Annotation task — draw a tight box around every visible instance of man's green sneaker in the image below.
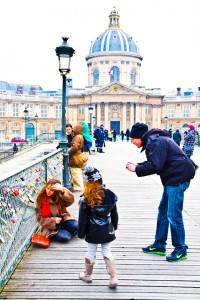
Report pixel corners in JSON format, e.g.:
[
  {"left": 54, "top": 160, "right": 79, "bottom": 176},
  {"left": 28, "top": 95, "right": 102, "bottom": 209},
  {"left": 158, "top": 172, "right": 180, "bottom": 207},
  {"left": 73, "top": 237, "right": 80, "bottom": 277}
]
[
  {"left": 166, "top": 250, "right": 187, "bottom": 262},
  {"left": 142, "top": 245, "right": 166, "bottom": 256}
]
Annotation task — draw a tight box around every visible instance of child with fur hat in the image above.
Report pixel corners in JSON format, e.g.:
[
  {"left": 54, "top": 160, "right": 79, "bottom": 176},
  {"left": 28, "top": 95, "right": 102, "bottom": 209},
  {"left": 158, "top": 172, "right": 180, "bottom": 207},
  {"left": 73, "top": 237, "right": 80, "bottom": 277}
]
[{"left": 78, "top": 166, "right": 119, "bottom": 288}]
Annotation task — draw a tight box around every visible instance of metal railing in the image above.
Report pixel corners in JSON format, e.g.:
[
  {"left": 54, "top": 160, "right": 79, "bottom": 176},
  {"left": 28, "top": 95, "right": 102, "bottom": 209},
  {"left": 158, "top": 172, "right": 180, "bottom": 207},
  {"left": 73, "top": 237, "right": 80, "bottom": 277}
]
[{"left": 0, "top": 150, "right": 63, "bottom": 288}]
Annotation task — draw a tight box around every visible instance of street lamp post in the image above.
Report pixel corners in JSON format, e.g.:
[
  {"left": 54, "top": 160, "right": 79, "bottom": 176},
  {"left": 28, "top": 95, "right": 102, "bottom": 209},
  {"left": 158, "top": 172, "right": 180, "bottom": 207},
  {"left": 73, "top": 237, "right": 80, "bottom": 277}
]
[
  {"left": 23, "top": 107, "right": 29, "bottom": 140},
  {"left": 165, "top": 115, "right": 168, "bottom": 130},
  {"left": 55, "top": 37, "right": 75, "bottom": 189},
  {"left": 35, "top": 113, "right": 38, "bottom": 142},
  {"left": 88, "top": 104, "right": 94, "bottom": 135}
]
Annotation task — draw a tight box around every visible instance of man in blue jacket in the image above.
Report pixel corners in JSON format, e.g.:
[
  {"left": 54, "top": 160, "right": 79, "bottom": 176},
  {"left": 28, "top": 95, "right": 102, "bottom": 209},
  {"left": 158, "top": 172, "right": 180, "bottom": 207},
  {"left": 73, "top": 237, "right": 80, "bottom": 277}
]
[{"left": 126, "top": 122, "right": 195, "bottom": 262}]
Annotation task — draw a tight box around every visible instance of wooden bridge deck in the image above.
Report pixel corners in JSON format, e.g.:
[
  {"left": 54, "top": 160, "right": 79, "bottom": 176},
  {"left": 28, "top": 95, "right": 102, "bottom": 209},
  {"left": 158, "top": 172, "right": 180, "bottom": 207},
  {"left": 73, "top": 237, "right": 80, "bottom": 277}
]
[{"left": 1, "top": 141, "right": 200, "bottom": 299}]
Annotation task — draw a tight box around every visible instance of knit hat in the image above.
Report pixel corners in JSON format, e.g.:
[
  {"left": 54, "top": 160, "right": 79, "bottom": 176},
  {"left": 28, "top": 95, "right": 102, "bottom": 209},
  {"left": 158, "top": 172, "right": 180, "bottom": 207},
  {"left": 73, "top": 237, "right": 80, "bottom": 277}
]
[
  {"left": 130, "top": 122, "right": 148, "bottom": 138},
  {"left": 188, "top": 124, "right": 195, "bottom": 130},
  {"left": 83, "top": 166, "right": 102, "bottom": 184}
]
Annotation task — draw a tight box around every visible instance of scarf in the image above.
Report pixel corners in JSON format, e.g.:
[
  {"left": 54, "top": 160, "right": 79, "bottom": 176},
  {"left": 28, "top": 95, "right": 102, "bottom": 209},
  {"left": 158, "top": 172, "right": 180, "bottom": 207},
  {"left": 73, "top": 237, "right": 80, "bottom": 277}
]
[{"left": 41, "top": 195, "right": 51, "bottom": 218}]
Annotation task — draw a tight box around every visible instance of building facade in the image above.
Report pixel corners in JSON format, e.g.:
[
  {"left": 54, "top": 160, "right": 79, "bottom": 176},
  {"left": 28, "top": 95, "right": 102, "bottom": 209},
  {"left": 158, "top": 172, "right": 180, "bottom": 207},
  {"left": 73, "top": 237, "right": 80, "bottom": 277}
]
[{"left": 0, "top": 7, "right": 199, "bottom": 141}]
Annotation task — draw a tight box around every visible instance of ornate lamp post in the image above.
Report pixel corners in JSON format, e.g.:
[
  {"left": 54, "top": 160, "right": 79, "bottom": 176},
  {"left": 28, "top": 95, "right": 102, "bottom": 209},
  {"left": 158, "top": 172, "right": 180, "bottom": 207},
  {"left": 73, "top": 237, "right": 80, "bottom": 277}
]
[
  {"left": 55, "top": 37, "right": 75, "bottom": 189},
  {"left": 35, "top": 113, "right": 38, "bottom": 142},
  {"left": 165, "top": 115, "right": 168, "bottom": 130},
  {"left": 88, "top": 104, "right": 94, "bottom": 134},
  {"left": 23, "top": 107, "right": 29, "bottom": 140}
]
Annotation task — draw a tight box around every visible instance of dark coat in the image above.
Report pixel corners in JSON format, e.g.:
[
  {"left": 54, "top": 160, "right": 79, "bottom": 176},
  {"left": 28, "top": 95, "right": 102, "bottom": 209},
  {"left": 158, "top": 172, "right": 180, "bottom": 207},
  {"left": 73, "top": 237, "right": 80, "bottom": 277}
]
[
  {"left": 78, "top": 189, "right": 118, "bottom": 244},
  {"left": 135, "top": 129, "right": 195, "bottom": 186},
  {"left": 173, "top": 130, "right": 182, "bottom": 145}
]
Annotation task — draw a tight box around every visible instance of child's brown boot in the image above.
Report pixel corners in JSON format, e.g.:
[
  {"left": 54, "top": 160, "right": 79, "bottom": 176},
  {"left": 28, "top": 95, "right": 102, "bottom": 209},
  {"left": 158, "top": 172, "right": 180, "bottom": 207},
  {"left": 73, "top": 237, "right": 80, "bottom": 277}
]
[
  {"left": 104, "top": 257, "right": 118, "bottom": 288},
  {"left": 79, "top": 258, "right": 94, "bottom": 283}
]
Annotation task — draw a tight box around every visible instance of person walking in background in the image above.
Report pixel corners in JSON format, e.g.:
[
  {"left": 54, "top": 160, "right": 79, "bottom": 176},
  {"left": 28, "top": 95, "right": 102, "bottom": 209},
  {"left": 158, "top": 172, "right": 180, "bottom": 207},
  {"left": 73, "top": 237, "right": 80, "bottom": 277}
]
[
  {"left": 78, "top": 166, "right": 118, "bottom": 288},
  {"left": 13, "top": 143, "right": 18, "bottom": 154},
  {"left": 120, "top": 130, "right": 125, "bottom": 142},
  {"left": 173, "top": 129, "right": 182, "bottom": 146},
  {"left": 93, "top": 125, "right": 105, "bottom": 153},
  {"left": 35, "top": 178, "right": 77, "bottom": 243},
  {"left": 113, "top": 129, "right": 117, "bottom": 142},
  {"left": 68, "top": 124, "right": 88, "bottom": 192},
  {"left": 126, "top": 122, "right": 195, "bottom": 262},
  {"left": 168, "top": 128, "right": 172, "bottom": 138},
  {"left": 182, "top": 125, "right": 196, "bottom": 158},
  {"left": 126, "top": 128, "right": 130, "bottom": 142}
]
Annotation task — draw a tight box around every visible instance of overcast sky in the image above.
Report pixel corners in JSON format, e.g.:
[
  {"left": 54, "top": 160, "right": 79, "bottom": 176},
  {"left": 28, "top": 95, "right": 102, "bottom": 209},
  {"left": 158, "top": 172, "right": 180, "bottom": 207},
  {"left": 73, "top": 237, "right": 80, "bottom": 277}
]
[{"left": 1, "top": 0, "right": 200, "bottom": 93}]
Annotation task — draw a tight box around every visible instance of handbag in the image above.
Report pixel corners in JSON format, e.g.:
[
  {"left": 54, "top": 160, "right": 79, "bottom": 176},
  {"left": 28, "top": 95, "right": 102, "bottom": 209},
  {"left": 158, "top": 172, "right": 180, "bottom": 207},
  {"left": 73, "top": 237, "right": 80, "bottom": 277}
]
[
  {"left": 73, "top": 152, "right": 88, "bottom": 167},
  {"left": 185, "top": 145, "right": 192, "bottom": 152},
  {"left": 31, "top": 233, "right": 50, "bottom": 248}
]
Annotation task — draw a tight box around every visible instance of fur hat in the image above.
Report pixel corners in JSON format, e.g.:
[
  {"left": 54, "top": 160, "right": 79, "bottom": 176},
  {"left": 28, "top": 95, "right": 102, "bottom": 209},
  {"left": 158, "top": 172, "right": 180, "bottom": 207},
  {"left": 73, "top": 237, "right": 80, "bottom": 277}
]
[
  {"left": 130, "top": 122, "right": 148, "bottom": 138},
  {"left": 83, "top": 166, "right": 102, "bottom": 184}
]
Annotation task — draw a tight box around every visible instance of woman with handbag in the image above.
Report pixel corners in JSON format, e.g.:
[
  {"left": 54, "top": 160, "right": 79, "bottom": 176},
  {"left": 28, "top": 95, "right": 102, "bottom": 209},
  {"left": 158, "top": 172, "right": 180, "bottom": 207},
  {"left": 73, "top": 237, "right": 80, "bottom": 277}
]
[
  {"left": 35, "top": 178, "right": 78, "bottom": 243},
  {"left": 68, "top": 124, "right": 88, "bottom": 192}
]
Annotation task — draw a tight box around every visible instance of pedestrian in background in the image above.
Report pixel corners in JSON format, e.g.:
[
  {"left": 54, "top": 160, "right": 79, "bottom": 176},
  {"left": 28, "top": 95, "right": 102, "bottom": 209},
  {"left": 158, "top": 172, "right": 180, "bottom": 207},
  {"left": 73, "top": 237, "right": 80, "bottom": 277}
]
[
  {"left": 126, "top": 122, "right": 195, "bottom": 262},
  {"left": 120, "top": 130, "right": 125, "bottom": 142},
  {"left": 126, "top": 128, "right": 130, "bottom": 142},
  {"left": 13, "top": 143, "right": 18, "bottom": 154},
  {"left": 173, "top": 129, "right": 182, "bottom": 146},
  {"left": 78, "top": 166, "right": 118, "bottom": 288},
  {"left": 182, "top": 125, "right": 196, "bottom": 158}
]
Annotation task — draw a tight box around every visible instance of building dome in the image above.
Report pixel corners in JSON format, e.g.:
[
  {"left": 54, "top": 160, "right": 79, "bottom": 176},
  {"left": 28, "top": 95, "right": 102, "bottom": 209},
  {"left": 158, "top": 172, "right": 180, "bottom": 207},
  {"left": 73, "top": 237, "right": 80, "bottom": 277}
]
[{"left": 89, "top": 7, "right": 140, "bottom": 55}]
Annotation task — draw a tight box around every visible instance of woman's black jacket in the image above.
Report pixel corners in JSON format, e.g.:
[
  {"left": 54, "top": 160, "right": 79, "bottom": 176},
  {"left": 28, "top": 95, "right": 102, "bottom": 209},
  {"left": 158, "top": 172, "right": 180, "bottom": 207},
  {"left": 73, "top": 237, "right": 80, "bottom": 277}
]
[
  {"left": 78, "top": 189, "right": 118, "bottom": 244},
  {"left": 136, "top": 129, "right": 195, "bottom": 186}
]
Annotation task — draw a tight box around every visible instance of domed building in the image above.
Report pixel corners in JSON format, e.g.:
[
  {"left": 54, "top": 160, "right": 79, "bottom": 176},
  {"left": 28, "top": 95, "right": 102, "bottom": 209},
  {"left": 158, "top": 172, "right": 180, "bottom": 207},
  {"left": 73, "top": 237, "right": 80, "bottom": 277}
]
[
  {"left": 67, "top": 7, "right": 164, "bottom": 133},
  {"left": 86, "top": 7, "right": 143, "bottom": 88}
]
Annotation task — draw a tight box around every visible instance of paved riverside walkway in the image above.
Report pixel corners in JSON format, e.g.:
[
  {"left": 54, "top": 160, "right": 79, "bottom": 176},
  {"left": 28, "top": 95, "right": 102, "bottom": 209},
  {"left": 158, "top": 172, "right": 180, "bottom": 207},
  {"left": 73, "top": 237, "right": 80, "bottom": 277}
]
[{"left": 0, "top": 141, "right": 200, "bottom": 299}]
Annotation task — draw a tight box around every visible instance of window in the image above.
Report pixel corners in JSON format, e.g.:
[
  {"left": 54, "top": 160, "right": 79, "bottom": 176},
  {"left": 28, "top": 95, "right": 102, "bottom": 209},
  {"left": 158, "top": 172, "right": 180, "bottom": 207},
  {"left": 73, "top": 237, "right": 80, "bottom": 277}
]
[
  {"left": 198, "top": 105, "right": 200, "bottom": 117},
  {"left": 12, "top": 130, "right": 20, "bottom": 136},
  {"left": 79, "top": 106, "right": 84, "bottom": 115},
  {"left": 145, "top": 105, "right": 151, "bottom": 114},
  {"left": 41, "top": 105, "right": 48, "bottom": 118},
  {"left": 93, "top": 69, "right": 99, "bottom": 86},
  {"left": 183, "top": 105, "right": 190, "bottom": 118},
  {"left": 130, "top": 69, "right": 136, "bottom": 85},
  {"left": 110, "top": 66, "right": 120, "bottom": 83},
  {"left": 13, "top": 103, "right": 19, "bottom": 117},
  {"left": 0, "top": 103, "right": 5, "bottom": 116},
  {"left": 26, "top": 104, "right": 33, "bottom": 117},
  {"left": 0, "top": 130, "right": 6, "bottom": 140},
  {"left": 167, "top": 105, "right": 175, "bottom": 118},
  {"left": 55, "top": 105, "right": 61, "bottom": 118}
]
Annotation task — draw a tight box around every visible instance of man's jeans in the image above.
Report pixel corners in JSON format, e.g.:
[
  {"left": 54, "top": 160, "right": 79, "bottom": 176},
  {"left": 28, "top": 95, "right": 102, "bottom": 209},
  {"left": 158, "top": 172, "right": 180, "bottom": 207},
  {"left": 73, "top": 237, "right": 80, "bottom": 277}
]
[
  {"left": 153, "top": 182, "right": 190, "bottom": 253},
  {"left": 52, "top": 219, "right": 78, "bottom": 242}
]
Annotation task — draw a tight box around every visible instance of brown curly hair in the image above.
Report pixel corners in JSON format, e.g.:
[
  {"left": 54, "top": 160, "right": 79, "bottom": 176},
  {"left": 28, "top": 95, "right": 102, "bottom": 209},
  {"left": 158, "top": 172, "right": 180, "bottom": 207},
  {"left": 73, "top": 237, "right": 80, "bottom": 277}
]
[
  {"left": 83, "top": 182, "right": 105, "bottom": 208},
  {"left": 36, "top": 178, "right": 64, "bottom": 212}
]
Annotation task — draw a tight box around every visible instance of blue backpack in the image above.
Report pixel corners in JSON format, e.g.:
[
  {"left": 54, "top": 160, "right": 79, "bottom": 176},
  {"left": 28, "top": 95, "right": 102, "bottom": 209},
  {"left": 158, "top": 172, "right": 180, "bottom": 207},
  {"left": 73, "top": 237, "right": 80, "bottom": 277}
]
[{"left": 83, "top": 138, "right": 92, "bottom": 152}]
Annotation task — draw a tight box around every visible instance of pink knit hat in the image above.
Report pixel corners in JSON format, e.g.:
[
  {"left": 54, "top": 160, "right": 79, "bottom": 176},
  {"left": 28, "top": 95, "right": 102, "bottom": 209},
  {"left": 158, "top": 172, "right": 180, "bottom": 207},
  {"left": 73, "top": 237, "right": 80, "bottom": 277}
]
[{"left": 188, "top": 124, "right": 195, "bottom": 130}]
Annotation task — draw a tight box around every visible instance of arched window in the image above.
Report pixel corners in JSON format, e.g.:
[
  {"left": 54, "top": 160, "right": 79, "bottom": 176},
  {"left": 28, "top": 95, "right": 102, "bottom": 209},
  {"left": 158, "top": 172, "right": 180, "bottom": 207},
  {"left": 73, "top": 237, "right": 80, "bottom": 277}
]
[
  {"left": 110, "top": 66, "right": 120, "bottom": 83},
  {"left": 93, "top": 69, "right": 99, "bottom": 86},
  {"left": 130, "top": 69, "right": 136, "bottom": 85},
  {"left": 183, "top": 124, "right": 188, "bottom": 128}
]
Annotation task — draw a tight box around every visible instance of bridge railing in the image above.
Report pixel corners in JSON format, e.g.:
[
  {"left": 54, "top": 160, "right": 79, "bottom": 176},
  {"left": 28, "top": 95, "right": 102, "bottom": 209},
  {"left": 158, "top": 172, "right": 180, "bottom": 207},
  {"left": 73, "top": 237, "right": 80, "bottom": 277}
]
[{"left": 0, "top": 150, "right": 63, "bottom": 288}]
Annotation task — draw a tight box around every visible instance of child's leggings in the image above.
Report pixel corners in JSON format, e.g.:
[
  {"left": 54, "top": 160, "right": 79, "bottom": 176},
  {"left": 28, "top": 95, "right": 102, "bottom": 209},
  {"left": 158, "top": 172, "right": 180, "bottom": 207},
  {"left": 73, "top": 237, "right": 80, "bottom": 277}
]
[{"left": 86, "top": 242, "right": 114, "bottom": 263}]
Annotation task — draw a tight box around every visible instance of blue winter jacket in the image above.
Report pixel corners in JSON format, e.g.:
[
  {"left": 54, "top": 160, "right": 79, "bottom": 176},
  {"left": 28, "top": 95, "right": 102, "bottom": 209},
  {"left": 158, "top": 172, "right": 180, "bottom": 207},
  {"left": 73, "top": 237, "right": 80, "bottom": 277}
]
[{"left": 135, "top": 129, "right": 195, "bottom": 186}]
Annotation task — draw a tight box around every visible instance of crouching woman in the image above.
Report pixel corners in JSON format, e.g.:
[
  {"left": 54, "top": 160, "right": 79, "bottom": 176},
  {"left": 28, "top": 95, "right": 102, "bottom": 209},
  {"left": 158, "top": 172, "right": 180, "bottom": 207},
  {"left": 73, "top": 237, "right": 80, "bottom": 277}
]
[{"left": 35, "top": 178, "right": 78, "bottom": 242}]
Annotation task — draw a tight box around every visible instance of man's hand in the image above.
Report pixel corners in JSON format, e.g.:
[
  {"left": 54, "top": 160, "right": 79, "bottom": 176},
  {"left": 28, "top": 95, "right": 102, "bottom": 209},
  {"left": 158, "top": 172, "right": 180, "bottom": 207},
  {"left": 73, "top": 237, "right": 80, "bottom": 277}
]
[{"left": 126, "top": 162, "right": 138, "bottom": 172}]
